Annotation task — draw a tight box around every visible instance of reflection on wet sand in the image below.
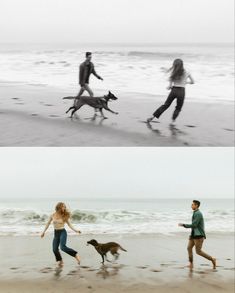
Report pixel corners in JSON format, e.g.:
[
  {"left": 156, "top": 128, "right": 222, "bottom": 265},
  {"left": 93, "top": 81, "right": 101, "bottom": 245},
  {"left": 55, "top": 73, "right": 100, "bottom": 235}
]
[{"left": 96, "top": 264, "right": 124, "bottom": 279}]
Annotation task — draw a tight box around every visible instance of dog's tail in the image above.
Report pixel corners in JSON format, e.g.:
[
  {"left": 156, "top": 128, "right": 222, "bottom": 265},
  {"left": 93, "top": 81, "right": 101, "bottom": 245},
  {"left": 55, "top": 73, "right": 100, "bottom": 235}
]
[
  {"left": 119, "top": 245, "right": 127, "bottom": 252},
  {"left": 63, "top": 96, "right": 76, "bottom": 100}
]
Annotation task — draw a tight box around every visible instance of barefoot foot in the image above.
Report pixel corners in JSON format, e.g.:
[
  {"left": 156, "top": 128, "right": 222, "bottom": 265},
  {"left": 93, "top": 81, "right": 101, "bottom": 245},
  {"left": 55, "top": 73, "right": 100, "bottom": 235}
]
[
  {"left": 212, "top": 258, "right": 216, "bottom": 269},
  {"left": 147, "top": 117, "right": 153, "bottom": 123},
  {"left": 187, "top": 262, "right": 193, "bottom": 270},
  {"left": 57, "top": 260, "right": 64, "bottom": 267},
  {"left": 75, "top": 254, "right": 80, "bottom": 265}
]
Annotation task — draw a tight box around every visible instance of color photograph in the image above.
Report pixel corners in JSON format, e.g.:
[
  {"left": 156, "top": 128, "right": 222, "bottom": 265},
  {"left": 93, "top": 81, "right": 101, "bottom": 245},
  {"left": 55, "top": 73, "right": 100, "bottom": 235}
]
[{"left": 0, "top": 148, "right": 234, "bottom": 292}]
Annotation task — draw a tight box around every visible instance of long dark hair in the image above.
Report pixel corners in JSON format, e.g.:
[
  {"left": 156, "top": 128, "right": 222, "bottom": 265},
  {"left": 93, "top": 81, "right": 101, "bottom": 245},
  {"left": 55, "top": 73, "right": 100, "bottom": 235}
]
[{"left": 169, "top": 59, "right": 185, "bottom": 81}]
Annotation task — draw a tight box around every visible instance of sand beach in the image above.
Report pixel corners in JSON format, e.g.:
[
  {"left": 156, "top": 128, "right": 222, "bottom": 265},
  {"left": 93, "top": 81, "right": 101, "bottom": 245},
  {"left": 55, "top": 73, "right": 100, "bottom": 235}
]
[
  {"left": 0, "top": 83, "right": 234, "bottom": 146},
  {"left": 0, "top": 233, "right": 234, "bottom": 293}
]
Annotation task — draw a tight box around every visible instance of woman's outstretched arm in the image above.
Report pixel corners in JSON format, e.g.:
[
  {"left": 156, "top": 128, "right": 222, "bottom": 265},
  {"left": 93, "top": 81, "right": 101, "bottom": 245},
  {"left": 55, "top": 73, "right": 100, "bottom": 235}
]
[
  {"left": 66, "top": 219, "right": 81, "bottom": 234},
  {"left": 187, "top": 74, "right": 195, "bottom": 84},
  {"left": 41, "top": 215, "right": 53, "bottom": 238}
]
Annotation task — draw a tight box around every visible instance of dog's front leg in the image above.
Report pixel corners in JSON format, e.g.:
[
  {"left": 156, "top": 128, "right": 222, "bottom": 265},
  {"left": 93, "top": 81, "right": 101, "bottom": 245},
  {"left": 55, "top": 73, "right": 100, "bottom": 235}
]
[
  {"left": 101, "top": 254, "right": 105, "bottom": 264},
  {"left": 66, "top": 106, "right": 75, "bottom": 114},
  {"left": 103, "top": 106, "right": 118, "bottom": 115}
]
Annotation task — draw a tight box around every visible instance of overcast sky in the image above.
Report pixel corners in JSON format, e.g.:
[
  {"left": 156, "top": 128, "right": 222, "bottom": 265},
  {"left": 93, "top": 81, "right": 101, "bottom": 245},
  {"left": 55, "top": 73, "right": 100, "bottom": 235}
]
[
  {"left": 0, "top": 0, "right": 234, "bottom": 44},
  {"left": 0, "top": 148, "right": 233, "bottom": 199}
]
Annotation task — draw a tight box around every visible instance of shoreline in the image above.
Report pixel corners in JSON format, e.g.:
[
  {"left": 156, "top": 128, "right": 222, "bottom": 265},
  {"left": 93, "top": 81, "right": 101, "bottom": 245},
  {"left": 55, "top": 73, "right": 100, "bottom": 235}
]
[
  {"left": 0, "top": 83, "right": 234, "bottom": 146},
  {"left": 0, "top": 233, "right": 234, "bottom": 292}
]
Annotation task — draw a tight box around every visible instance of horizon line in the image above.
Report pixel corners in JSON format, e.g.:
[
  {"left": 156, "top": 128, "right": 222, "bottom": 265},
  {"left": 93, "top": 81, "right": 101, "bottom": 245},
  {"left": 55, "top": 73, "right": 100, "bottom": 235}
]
[
  {"left": 0, "top": 197, "right": 233, "bottom": 200},
  {"left": 0, "top": 41, "right": 234, "bottom": 46}
]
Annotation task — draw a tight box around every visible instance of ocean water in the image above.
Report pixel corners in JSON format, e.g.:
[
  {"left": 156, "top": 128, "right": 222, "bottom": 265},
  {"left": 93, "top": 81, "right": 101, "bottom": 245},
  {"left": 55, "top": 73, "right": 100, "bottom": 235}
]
[
  {"left": 0, "top": 43, "right": 234, "bottom": 103},
  {"left": 0, "top": 198, "right": 233, "bottom": 236}
]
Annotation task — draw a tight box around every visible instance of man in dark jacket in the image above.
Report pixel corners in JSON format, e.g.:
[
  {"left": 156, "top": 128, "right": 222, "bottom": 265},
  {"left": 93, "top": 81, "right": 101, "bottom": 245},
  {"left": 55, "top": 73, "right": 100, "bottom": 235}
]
[
  {"left": 76, "top": 52, "right": 103, "bottom": 99},
  {"left": 179, "top": 200, "right": 216, "bottom": 270}
]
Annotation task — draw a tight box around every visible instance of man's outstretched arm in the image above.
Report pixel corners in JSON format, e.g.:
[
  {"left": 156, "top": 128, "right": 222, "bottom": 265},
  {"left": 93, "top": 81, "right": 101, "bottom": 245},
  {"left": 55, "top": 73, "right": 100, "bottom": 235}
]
[{"left": 92, "top": 65, "right": 103, "bottom": 80}]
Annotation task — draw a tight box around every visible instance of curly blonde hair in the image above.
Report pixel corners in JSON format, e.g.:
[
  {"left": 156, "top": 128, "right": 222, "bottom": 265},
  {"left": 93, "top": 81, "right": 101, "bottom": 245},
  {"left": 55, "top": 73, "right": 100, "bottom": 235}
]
[{"left": 55, "top": 202, "right": 71, "bottom": 221}]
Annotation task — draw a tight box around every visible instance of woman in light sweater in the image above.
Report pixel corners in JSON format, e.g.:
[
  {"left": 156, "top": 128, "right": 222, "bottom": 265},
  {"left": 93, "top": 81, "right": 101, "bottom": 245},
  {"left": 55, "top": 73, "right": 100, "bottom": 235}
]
[
  {"left": 147, "top": 59, "right": 194, "bottom": 123},
  {"left": 41, "top": 202, "right": 81, "bottom": 267}
]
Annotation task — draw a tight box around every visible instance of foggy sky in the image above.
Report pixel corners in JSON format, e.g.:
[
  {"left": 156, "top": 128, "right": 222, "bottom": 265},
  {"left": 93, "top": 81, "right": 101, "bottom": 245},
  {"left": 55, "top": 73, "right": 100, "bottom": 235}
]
[
  {"left": 0, "top": 0, "right": 234, "bottom": 44},
  {"left": 0, "top": 148, "right": 233, "bottom": 199}
]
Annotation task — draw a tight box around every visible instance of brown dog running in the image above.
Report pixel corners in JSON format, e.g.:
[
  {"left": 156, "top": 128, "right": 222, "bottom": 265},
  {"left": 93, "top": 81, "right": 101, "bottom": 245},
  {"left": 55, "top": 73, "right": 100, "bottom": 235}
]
[{"left": 87, "top": 239, "right": 127, "bottom": 263}]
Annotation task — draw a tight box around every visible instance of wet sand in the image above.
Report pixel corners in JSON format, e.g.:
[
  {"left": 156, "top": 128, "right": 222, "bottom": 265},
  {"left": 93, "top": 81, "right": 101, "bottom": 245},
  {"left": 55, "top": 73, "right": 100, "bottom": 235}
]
[
  {"left": 0, "top": 233, "right": 234, "bottom": 293},
  {"left": 0, "top": 83, "right": 234, "bottom": 146}
]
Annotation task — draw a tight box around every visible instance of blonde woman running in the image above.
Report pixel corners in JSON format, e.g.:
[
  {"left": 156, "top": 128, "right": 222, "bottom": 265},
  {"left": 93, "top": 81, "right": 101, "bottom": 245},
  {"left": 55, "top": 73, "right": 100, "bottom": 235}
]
[{"left": 41, "top": 202, "right": 81, "bottom": 267}]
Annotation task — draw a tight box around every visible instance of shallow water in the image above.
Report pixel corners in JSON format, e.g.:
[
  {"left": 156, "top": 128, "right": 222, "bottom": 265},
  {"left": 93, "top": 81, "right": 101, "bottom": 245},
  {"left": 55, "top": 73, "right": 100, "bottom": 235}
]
[
  {"left": 0, "top": 198, "right": 233, "bottom": 236},
  {"left": 0, "top": 43, "right": 234, "bottom": 103}
]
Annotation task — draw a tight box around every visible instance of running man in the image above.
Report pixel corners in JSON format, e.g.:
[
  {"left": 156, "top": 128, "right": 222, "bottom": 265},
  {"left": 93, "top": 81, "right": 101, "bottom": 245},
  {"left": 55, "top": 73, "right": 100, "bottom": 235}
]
[
  {"left": 178, "top": 200, "right": 216, "bottom": 270},
  {"left": 76, "top": 52, "right": 103, "bottom": 99}
]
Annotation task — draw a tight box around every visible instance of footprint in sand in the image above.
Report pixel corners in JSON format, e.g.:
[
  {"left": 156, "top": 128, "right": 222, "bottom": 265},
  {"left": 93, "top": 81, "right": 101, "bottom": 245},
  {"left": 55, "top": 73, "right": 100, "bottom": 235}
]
[
  {"left": 195, "top": 270, "right": 206, "bottom": 274},
  {"left": 137, "top": 266, "right": 148, "bottom": 269},
  {"left": 44, "top": 104, "right": 54, "bottom": 107},
  {"left": 15, "top": 102, "right": 24, "bottom": 105},
  {"left": 80, "top": 266, "right": 90, "bottom": 269},
  {"left": 10, "top": 267, "right": 20, "bottom": 270},
  {"left": 12, "top": 97, "right": 20, "bottom": 100},
  {"left": 223, "top": 128, "right": 234, "bottom": 132},
  {"left": 67, "top": 270, "right": 79, "bottom": 276},
  {"left": 224, "top": 268, "right": 235, "bottom": 270},
  {"left": 40, "top": 267, "right": 53, "bottom": 273},
  {"left": 185, "top": 125, "right": 196, "bottom": 128},
  {"left": 139, "top": 120, "right": 160, "bottom": 124},
  {"left": 49, "top": 114, "right": 60, "bottom": 118},
  {"left": 150, "top": 269, "right": 162, "bottom": 273},
  {"left": 31, "top": 113, "right": 38, "bottom": 116},
  {"left": 160, "top": 263, "right": 172, "bottom": 267},
  {"left": 200, "top": 264, "right": 210, "bottom": 266}
]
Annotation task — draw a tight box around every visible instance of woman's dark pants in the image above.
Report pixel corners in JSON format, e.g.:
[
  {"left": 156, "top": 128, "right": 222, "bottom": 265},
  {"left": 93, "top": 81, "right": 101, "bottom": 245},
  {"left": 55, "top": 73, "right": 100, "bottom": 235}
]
[
  {"left": 52, "top": 229, "right": 77, "bottom": 261},
  {"left": 153, "top": 87, "right": 185, "bottom": 121}
]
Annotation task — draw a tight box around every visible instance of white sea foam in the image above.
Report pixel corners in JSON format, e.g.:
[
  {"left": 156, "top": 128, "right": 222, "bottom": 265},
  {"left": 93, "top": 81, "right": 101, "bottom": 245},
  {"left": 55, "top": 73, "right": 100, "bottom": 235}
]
[
  {"left": 0, "top": 43, "right": 234, "bottom": 103},
  {"left": 0, "top": 198, "right": 234, "bottom": 236}
]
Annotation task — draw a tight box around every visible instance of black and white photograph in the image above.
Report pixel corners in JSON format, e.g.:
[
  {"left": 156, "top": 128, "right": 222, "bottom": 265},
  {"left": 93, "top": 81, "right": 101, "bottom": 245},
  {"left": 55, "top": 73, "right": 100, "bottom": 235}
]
[{"left": 0, "top": 0, "right": 234, "bottom": 146}]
